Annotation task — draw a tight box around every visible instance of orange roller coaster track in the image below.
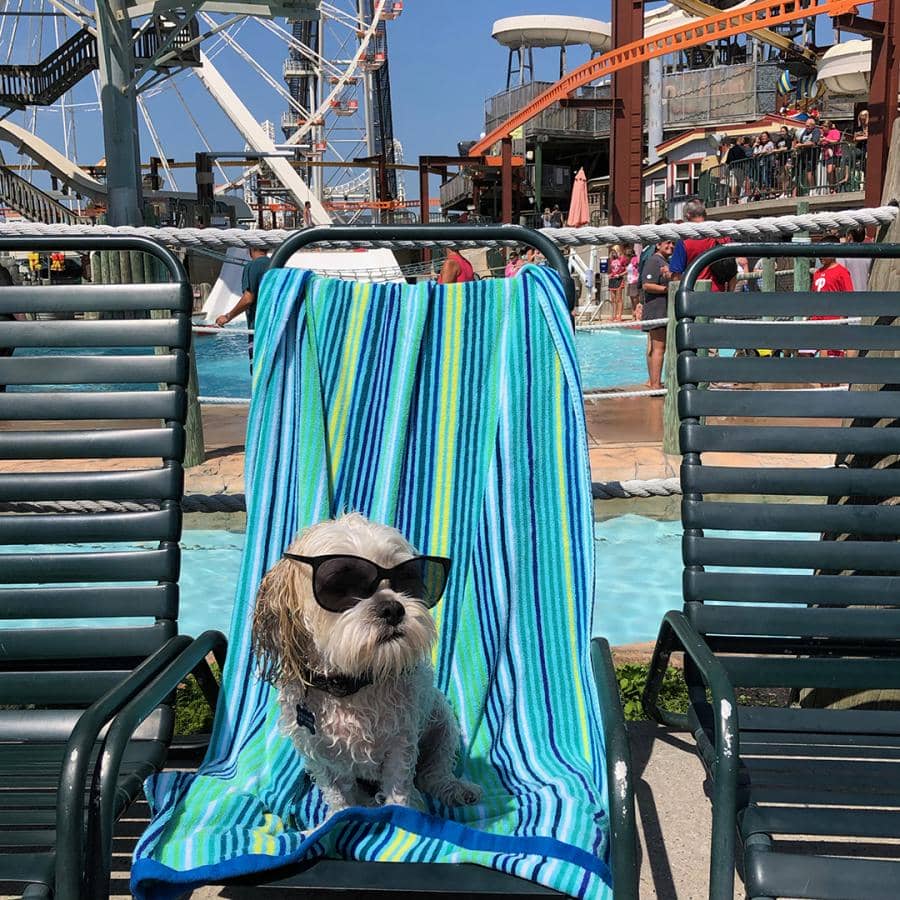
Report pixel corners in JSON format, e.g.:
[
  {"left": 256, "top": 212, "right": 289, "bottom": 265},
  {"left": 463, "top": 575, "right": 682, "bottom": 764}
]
[{"left": 468, "top": 0, "right": 859, "bottom": 158}]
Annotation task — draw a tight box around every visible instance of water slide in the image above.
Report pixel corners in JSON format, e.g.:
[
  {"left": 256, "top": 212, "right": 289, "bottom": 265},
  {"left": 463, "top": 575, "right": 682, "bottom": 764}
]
[
  {"left": 468, "top": 0, "right": 858, "bottom": 158},
  {"left": 0, "top": 120, "right": 106, "bottom": 201}
]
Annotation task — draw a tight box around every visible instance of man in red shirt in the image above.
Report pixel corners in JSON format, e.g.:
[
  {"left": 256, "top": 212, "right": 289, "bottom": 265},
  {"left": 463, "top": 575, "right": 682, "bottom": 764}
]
[{"left": 811, "top": 245, "right": 853, "bottom": 362}]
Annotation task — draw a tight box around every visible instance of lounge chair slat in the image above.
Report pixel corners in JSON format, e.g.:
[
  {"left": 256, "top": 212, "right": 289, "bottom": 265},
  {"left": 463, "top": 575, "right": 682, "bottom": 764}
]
[
  {"left": 0, "top": 468, "right": 181, "bottom": 502},
  {"left": 0, "top": 622, "right": 175, "bottom": 662},
  {"left": 0, "top": 389, "right": 185, "bottom": 421},
  {"left": 0, "top": 548, "right": 178, "bottom": 583},
  {"left": 0, "top": 283, "right": 188, "bottom": 314},
  {"left": 0, "top": 509, "right": 179, "bottom": 544},
  {"left": 0, "top": 426, "right": 184, "bottom": 459},
  {"left": 736, "top": 706, "right": 900, "bottom": 736},
  {"left": 0, "top": 671, "right": 131, "bottom": 705},
  {"left": 722, "top": 657, "right": 900, "bottom": 690},
  {"left": 0, "top": 584, "right": 176, "bottom": 619},
  {"left": 680, "top": 388, "right": 900, "bottom": 419},
  {"left": 691, "top": 606, "right": 900, "bottom": 641},
  {"left": 683, "top": 499, "right": 900, "bottom": 536},
  {"left": 681, "top": 424, "right": 900, "bottom": 455},
  {"left": 684, "top": 535, "right": 900, "bottom": 571},
  {"left": 741, "top": 806, "right": 900, "bottom": 839},
  {"left": 0, "top": 318, "right": 186, "bottom": 348},
  {"left": 746, "top": 848, "right": 900, "bottom": 900},
  {"left": 0, "top": 352, "right": 187, "bottom": 386},
  {"left": 684, "top": 571, "right": 900, "bottom": 606},
  {"left": 0, "top": 830, "right": 56, "bottom": 848},
  {"left": 678, "top": 322, "right": 900, "bottom": 352},
  {"left": 682, "top": 465, "right": 900, "bottom": 497},
  {"left": 678, "top": 291, "right": 900, "bottom": 318},
  {"left": 679, "top": 355, "right": 900, "bottom": 384}
]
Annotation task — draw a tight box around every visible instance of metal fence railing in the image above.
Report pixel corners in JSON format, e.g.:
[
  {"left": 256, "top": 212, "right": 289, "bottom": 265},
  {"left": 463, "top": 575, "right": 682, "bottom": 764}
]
[{"left": 700, "top": 140, "right": 867, "bottom": 208}]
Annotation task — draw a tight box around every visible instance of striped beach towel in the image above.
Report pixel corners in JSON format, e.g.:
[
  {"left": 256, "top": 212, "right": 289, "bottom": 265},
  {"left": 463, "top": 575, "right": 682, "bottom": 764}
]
[{"left": 132, "top": 264, "right": 612, "bottom": 898}]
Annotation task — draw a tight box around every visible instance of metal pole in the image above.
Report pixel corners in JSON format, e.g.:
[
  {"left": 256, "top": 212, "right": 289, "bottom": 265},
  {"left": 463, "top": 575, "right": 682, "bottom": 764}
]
[
  {"left": 610, "top": 0, "right": 644, "bottom": 226},
  {"left": 534, "top": 141, "right": 543, "bottom": 216},
  {"left": 647, "top": 56, "right": 664, "bottom": 165},
  {"left": 95, "top": 0, "right": 143, "bottom": 226}
]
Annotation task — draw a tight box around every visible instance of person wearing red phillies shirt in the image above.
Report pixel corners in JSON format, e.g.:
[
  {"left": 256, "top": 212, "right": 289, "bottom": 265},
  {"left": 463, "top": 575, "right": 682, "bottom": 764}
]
[{"left": 811, "top": 244, "right": 853, "bottom": 368}]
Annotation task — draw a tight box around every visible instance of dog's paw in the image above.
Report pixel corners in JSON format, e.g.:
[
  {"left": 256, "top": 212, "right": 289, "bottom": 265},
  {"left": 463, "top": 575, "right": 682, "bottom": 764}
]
[
  {"left": 376, "top": 786, "right": 426, "bottom": 810},
  {"left": 435, "top": 778, "right": 482, "bottom": 807}
]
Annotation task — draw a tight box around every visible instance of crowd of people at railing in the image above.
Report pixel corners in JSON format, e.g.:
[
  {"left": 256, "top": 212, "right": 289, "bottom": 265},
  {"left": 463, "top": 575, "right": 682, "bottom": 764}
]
[{"left": 701, "top": 109, "right": 869, "bottom": 206}]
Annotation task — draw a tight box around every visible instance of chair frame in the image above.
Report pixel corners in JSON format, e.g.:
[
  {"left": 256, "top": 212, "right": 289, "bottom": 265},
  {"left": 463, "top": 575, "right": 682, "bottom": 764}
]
[
  {"left": 643, "top": 240, "right": 900, "bottom": 900},
  {"left": 0, "top": 236, "right": 226, "bottom": 900},
  {"left": 110, "top": 226, "right": 638, "bottom": 899}
]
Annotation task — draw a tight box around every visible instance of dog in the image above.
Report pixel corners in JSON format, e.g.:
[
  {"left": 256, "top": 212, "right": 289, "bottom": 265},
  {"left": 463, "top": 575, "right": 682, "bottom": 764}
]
[{"left": 252, "top": 512, "right": 482, "bottom": 816}]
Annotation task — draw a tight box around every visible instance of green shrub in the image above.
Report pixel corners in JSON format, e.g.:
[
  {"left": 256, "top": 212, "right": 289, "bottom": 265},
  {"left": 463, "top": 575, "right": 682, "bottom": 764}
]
[
  {"left": 615, "top": 663, "right": 690, "bottom": 721},
  {"left": 174, "top": 662, "right": 220, "bottom": 737}
]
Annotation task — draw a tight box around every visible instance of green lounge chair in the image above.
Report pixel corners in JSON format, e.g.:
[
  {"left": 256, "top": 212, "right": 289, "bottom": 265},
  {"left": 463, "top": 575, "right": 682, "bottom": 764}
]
[
  {"left": 0, "top": 237, "right": 225, "bottom": 900},
  {"left": 116, "top": 226, "right": 638, "bottom": 899},
  {"left": 643, "top": 241, "right": 900, "bottom": 899}
]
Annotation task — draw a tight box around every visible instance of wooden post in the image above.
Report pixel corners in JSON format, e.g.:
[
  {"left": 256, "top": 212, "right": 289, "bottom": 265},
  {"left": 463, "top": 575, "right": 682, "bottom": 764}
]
[
  {"left": 793, "top": 199, "right": 811, "bottom": 293},
  {"left": 663, "top": 279, "right": 710, "bottom": 455},
  {"left": 761, "top": 257, "right": 776, "bottom": 294},
  {"left": 662, "top": 281, "right": 680, "bottom": 456}
]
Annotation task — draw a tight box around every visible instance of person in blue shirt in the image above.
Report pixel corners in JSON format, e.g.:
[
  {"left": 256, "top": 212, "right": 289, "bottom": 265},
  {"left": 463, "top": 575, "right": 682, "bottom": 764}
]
[{"left": 215, "top": 247, "right": 271, "bottom": 372}]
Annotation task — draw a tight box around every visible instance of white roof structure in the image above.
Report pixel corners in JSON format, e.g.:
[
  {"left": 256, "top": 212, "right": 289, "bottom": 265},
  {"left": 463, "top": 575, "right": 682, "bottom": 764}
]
[
  {"left": 816, "top": 39, "right": 872, "bottom": 97},
  {"left": 491, "top": 16, "right": 611, "bottom": 53}
]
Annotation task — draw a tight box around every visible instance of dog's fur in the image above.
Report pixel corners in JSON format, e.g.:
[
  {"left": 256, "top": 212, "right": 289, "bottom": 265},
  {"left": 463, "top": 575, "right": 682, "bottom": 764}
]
[{"left": 252, "top": 512, "right": 481, "bottom": 815}]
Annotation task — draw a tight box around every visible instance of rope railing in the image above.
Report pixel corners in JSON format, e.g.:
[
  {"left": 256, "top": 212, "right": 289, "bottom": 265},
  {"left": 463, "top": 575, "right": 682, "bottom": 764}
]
[
  {"left": 0, "top": 206, "right": 893, "bottom": 250},
  {"left": 0, "top": 476, "right": 686, "bottom": 515}
]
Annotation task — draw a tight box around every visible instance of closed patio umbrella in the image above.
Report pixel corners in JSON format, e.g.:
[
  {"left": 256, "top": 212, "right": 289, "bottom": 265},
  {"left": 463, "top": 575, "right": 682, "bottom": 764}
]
[{"left": 566, "top": 167, "right": 590, "bottom": 228}]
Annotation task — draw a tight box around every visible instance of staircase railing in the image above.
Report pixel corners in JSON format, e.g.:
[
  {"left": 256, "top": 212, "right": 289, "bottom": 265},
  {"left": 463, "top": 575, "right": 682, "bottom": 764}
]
[{"left": 0, "top": 165, "right": 81, "bottom": 225}]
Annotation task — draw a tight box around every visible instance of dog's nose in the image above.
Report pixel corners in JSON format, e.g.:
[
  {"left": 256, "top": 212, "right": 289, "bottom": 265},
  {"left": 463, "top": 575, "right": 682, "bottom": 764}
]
[{"left": 374, "top": 598, "right": 405, "bottom": 626}]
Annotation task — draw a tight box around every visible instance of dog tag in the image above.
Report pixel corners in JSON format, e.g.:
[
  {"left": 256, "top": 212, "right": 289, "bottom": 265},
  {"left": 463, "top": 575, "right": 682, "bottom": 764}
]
[{"left": 296, "top": 703, "right": 316, "bottom": 734}]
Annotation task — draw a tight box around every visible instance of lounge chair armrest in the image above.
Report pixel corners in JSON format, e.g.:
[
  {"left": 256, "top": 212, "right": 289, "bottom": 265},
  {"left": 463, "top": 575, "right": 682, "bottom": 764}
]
[
  {"left": 55, "top": 634, "right": 193, "bottom": 900},
  {"left": 642, "top": 611, "right": 740, "bottom": 900},
  {"left": 590, "top": 637, "right": 639, "bottom": 900},
  {"left": 86, "top": 630, "right": 227, "bottom": 895}
]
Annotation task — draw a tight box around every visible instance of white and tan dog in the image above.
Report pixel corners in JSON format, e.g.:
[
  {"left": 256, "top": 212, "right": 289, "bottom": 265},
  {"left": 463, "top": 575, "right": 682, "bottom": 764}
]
[{"left": 252, "top": 512, "right": 481, "bottom": 816}]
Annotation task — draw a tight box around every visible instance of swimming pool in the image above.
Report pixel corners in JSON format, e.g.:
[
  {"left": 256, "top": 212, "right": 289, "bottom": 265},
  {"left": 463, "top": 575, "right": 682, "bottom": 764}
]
[
  {"left": 13, "top": 327, "right": 649, "bottom": 397},
  {"left": 4, "top": 517, "right": 814, "bottom": 648}
]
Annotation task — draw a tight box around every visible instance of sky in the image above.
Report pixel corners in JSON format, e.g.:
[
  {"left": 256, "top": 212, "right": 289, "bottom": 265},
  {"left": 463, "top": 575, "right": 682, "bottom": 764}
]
[{"left": 3, "top": 0, "right": 863, "bottom": 199}]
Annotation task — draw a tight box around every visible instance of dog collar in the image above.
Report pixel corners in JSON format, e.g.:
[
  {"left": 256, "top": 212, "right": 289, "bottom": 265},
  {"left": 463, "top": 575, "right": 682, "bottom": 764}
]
[{"left": 302, "top": 668, "right": 373, "bottom": 698}]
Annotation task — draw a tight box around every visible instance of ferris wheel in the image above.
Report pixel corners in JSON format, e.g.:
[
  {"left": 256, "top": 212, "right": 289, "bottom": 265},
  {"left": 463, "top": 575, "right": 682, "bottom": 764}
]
[{"left": 0, "top": 0, "right": 402, "bottom": 224}]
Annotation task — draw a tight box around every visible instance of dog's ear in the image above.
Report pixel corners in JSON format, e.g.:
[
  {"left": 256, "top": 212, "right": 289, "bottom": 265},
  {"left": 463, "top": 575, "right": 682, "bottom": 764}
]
[{"left": 251, "top": 557, "right": 314, "bottom": 686}]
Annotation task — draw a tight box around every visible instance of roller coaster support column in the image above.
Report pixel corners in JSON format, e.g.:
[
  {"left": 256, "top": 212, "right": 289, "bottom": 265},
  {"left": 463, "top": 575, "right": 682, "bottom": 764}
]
[
  {"left": 501, "top": 137, "right": 513, "bottom": 224},
  {"left": 864, "top": 1, "right": 900, "bottom": 209},
  {"left": 610, "top": 0, "right": 643, "bottom": 226},
  {"left": 95, "top": 0, "right": 143, "bottom": 226}
]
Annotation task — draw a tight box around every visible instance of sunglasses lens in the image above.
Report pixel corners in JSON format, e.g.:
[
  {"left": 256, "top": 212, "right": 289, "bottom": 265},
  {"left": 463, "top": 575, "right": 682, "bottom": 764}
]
[
  {"left": 314, "top": 557, "right": 378, "bottom": 612},
  {"left": 390, "top": 558, "right": 448, "bottom": 608}
]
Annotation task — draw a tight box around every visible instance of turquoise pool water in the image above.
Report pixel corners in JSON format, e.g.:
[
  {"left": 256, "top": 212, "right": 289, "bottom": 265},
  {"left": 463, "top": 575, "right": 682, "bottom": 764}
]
[
  {"left": 13, "top": 327, "right": 649, "bottom": 396},
  {"left": 4, "top": 518, "right": 814, "bottom": 647}
]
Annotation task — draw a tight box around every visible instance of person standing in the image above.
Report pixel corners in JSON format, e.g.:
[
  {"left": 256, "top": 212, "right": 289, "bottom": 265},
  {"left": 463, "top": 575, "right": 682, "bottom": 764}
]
[
  {"left": 637, "top": 239, "right": 675, "bottom": 390},
  {"left": 607, "top": 246, "right": 627, "bottom": 322},
  {"left": 541, "top": 207, "right": 553, "bottom": 229},
  {"left": 215, "top": 247, "right": 271, "bottom": 373},
  {"left": 302, "top": 201, "right": 313, "bottom": 228},
  {"left": 668, "top": 200, "right": 732, "bottom": 281},
  {"left": 437, "top": 249, "right": 475, "bottom": 284},
  {"left": 795, "top": 116, "right": 822, "bottom": 194},
  {"left": 838, "top": 228, "right": 871, "bottom": 291},
  {"left": 811, "top": 243, "right": 854, "bottom": 368},
  {"left": 549, "top": 205, "right": 563, "bottom": 228}
]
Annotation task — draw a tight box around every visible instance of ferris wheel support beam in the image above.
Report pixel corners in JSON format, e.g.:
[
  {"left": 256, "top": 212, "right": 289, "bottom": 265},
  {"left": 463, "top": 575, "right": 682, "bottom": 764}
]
[
  {"left": 96, "top": 0, "right": 143, "bottom": 224},
  {"left": 195, "top": 50, "right": 331, "bottom": 224}
]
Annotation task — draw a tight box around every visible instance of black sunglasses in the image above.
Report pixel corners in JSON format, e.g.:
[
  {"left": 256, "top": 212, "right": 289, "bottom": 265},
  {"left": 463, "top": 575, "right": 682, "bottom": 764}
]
[{"left": 283, "top": 553, "right": 451, "bottom": 613}]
